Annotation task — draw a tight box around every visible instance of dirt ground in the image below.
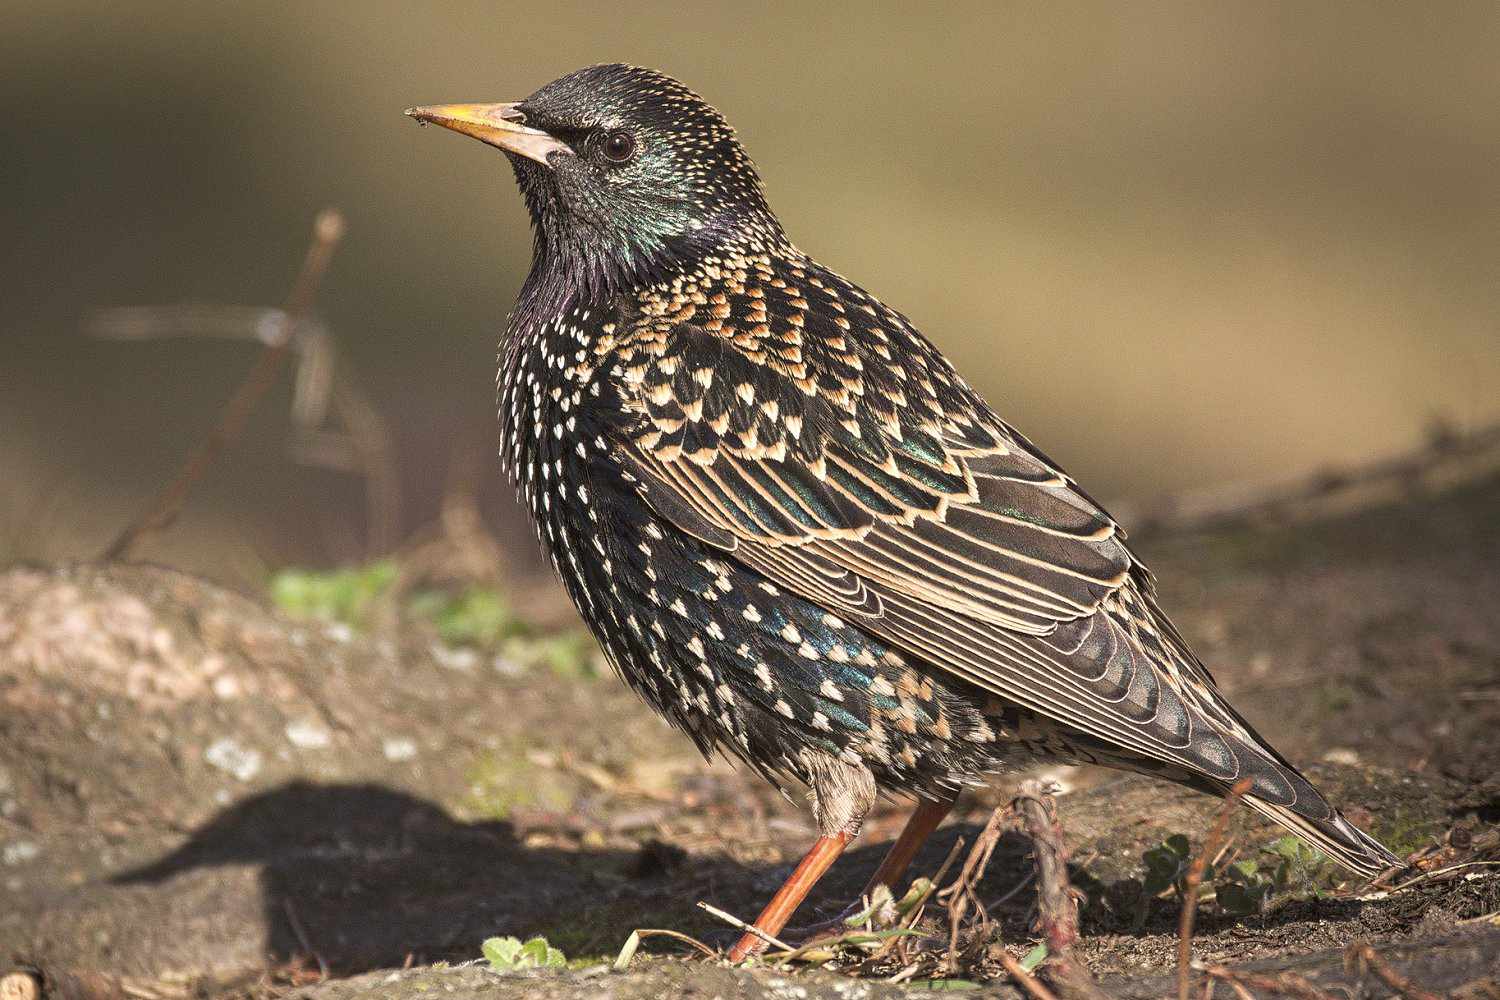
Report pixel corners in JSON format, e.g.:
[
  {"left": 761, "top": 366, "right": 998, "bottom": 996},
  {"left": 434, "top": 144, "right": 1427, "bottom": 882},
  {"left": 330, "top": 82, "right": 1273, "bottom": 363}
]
[{"left": 2, "top": 472, "right": 1498, "bottom": 998}]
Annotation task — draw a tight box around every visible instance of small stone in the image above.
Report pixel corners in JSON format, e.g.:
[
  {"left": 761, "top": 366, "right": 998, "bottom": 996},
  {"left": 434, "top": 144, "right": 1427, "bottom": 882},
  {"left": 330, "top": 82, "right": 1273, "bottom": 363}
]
[
  {"left": 285, "top": 718, "right": 332, "bottom": 750},
  {"left": 431, "top": 643, "right": 479, "bottom": 672},
  {"left": 383, "top": 737, "right": 418, "bottom": 762},
  {"left": 211, "top": 674, "right": 242, "bottom": 699},
  {"left": 0, "top": 970, "right": 42, "bottom": 1000},
  {"left": 323, "top": 622, "right": 355, "bottom": 644},
  {"left": 2, "top": 841, "right": 40, "bottom": 866},
  {"left": 492, "top": 654, "right": 528, "bottom": 677},
  {"left": 205, "top": 738, "right": 263, "bottom": 782}
]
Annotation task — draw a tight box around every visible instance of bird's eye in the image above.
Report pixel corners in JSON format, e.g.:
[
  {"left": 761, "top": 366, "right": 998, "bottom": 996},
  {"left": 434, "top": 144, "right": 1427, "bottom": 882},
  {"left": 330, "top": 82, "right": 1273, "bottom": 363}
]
[{"left": 601, "top": 130, "right": 637, "bottom": 163}]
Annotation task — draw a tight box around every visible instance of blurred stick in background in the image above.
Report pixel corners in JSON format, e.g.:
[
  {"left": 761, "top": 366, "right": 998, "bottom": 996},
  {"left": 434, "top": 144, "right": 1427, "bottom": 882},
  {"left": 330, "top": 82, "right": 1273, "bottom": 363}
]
[
  {"left": 91, "top": 208, "right": 370, "bottom": 560},
  {"left": 1115, "top": 418, "right": 1500, "bottom": 539}
]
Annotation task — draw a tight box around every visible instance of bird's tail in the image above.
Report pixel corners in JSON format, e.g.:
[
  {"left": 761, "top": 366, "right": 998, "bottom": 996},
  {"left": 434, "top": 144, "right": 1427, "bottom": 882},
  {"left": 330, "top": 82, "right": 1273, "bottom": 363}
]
[
  {"left": 1091, "top": 727, "right": 1406, "bottom": 878},
  {"left": 1169, "top": 726, "right": 1407, "bottom": 878},
  {"left": 1236, "top": 791, "right": 1404, "bottom": 879}
]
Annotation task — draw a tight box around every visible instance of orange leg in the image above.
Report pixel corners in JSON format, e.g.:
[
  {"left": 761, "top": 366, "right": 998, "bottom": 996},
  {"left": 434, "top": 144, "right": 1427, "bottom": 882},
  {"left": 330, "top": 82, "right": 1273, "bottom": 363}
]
[
  {"left": 858, "top": 795, "right": 956, "bottom": 899},
  {"left": 726, "top": 795, "right": 957, "bottom": 962},
  {"left": 727, "top": 831, "right": 853, "bottom": 961}
]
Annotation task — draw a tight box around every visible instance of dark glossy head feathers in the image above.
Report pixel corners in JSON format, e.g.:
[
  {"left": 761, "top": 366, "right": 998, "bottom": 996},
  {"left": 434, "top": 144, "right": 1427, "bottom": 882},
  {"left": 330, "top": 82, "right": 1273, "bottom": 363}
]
[{"left": 508, "top": 64, "right": 781, "bottom": 296}]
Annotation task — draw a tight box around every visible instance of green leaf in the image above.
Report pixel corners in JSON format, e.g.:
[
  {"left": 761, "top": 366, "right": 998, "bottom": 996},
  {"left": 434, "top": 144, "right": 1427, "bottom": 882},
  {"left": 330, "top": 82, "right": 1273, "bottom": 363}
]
[
  {"left": 482, "top": 934, "right": 566, "bottom": 971},
  {"left": 1019, "top": 942, "right": 1049, "bottom": 972},
  {"left": 482, "top": 936, "right": 523, "bottom": 970},
  {"left": 895, "top": 877, "right": 933, "bottom": 916}
]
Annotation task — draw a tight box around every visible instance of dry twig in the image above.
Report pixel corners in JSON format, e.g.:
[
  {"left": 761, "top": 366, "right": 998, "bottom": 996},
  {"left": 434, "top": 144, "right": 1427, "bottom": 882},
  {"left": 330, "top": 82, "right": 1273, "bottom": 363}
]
[
  {"left": 1344, "top": 943, "right": 1442, "bottom": 1000},
  {"left": 695, "top": 900, "right": 794, "bottom": 954},
  {"left": 938, "top": 800, "right": 1010, "bottom": 971},
  {"left": 101, "top": 209, "right": 346, "bottom": 561},
  {"left": 1179, "top": 778, "right": 1255, "bottom": 1000},
  {"left": 1012, "top": 781, "right": 1112, "bottom": 1000},
  {"left": 1199, "top": 963, "right": 1338, "bottom": 1000},
  {"left": 996, "top": 950, "right": 1061, "bottom": 1000}
]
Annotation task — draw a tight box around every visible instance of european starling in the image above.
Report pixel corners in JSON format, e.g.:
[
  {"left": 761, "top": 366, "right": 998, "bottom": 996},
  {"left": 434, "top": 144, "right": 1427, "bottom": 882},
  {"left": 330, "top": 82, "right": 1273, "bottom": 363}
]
[{"left": 406, "top": 65, "right": 1401, "bottom": 959}]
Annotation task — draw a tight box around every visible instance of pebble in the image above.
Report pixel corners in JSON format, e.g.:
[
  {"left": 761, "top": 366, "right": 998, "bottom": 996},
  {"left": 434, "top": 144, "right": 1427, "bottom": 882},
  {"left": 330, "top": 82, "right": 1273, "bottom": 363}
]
[
  {"left": 492, "top": 655, "right": 528, "bottom": 677},
  {"left": 431, "top": 643, "right": 480, "bottom": 672},
  {"left": 323, "top": 622, "right": 355, "bottom": 644},
  {"left": 2, "top": 841, "right": 40, "bottom": 865},
  {"left": 205, "top": 738, "right": 263, "bottom": 781},
  {"left": 285, "top": 718, "right": 333, "bottom": 749},
  {"left": 383, "top": 737, "right": 418, "bottom": 762}
]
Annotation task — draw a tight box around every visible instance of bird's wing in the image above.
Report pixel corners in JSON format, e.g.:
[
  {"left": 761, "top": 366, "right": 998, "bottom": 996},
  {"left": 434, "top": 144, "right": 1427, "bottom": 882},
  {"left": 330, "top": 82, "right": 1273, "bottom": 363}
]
[
  {"left": 614, "top": 315, "right": 1134, "bottom": 634},
  {"left": 594, "top": 259, "right": 1402, "bottom": 874},
  {"left": 613, "top": 304, "right": 1216, "bottom": 708},
  {"left": 606, "top": 291, "right": 1379, "bottom": 813}
]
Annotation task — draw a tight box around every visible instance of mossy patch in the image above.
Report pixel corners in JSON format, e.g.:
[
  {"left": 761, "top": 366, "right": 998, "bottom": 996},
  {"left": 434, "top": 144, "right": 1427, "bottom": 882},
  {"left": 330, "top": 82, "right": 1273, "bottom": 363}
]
[{"left": 464, "top": 744, "right": 575, "bottom": 820}]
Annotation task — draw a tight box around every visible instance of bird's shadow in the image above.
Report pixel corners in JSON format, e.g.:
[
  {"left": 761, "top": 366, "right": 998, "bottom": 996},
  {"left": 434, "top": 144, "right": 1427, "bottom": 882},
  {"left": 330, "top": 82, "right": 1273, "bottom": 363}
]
[
  {"left": 110, "top": 782, "right": 1365, "bottom": 973},
  {"left": 111, "top": 781, "right": 653, "bottom": 971}
]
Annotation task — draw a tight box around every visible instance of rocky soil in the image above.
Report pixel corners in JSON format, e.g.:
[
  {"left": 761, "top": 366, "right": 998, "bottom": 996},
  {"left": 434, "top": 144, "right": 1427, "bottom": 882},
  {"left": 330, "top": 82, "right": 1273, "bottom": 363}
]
[{"left": 2, "top": 473, "right": 1498, "bottom": 998}]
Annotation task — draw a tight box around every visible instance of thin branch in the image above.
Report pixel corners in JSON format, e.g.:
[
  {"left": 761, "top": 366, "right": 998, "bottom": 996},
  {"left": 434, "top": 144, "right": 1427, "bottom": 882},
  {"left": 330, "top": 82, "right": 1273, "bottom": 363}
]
[
  {"left": 1199, "top": 964, "right": 1338, "bottom": 1000},
  {"left": 1116, "top": 419, "right": 1500, "bottom": 539},
  {"left": 1012, "top": 781, "right": 1113, "bottom": 1000},
  {"left": 695, "top": 900, "right": 794, "bottom": 954},
  {"left": 1343, "top": 943, "right": 1441, "bottom": 1000},
  {"left": 102, "top": 209, "right": 345, "bottom": 561},
  {"left": 997, "top": 950, "right": 1061, "bottom": 1000},
  {"left": 1178, "top": 778, "right": 1254, "bottom": 1000}
]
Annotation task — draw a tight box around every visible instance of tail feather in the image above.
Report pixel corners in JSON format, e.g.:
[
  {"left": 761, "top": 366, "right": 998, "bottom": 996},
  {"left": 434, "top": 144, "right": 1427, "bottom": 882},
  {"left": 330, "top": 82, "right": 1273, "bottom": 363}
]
[
  {"left": 1071, "top": 728, "right": 1406, "bottom": 879},
  {"left": 1238, "top": 794, "right": 1405, "bottom": 879}
]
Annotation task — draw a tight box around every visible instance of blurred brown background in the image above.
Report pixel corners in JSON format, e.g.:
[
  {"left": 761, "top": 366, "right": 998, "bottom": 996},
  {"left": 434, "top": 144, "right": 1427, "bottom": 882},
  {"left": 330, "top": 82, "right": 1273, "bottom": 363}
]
[{"left": 4, "top": 1, "right": 1497, "bottom": 585}]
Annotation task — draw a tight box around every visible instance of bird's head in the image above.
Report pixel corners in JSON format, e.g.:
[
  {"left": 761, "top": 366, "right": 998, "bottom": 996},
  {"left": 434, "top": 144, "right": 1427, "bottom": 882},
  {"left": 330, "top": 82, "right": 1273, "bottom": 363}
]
[{"left": 407, "top": 64, "right": 781, "bottom": 297}]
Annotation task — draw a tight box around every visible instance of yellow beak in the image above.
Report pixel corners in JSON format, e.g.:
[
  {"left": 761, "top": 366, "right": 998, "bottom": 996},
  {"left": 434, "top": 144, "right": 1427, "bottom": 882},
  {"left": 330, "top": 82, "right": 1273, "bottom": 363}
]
[{"left": 404, "top": 102, "right": 573, "bottom": 166}]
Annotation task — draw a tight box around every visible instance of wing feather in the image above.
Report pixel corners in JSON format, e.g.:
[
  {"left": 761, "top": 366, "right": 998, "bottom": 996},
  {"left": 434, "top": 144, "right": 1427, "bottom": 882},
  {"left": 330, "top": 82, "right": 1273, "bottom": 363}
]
[{"left": 607, "top": 282, "right": 1269, "bottom": 794}]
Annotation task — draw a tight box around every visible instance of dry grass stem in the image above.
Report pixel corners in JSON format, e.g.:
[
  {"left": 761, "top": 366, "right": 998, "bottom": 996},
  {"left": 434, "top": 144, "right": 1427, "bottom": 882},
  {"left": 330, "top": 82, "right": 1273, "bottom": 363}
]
[
  {"left": 1178, "top": 778, "right": 1255, "bottom": 1000},
  {"left": 102, "top": 209, "right": 346, "bottom": 561},
  {"left": 1200, "top": 963, "right": 1339, "bottom": 1000},
  {"left": 694, "top": 900, "right": 793, "bottom": 954},
  {"left": 1344, "top": 943, "right": 1442, "bottom": 1000}
]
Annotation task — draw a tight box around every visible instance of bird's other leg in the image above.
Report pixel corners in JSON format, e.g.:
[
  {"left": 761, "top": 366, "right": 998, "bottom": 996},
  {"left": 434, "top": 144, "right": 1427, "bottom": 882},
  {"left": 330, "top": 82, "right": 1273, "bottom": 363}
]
[
  {"left": 775, "top": 792, "right": 958, "bottom": 946},
  {"left": 859, "top": 793, "right": 957, "bottom": 899},
  {"left": 726, "top": 751, "right": 876, "bottom": 962}
]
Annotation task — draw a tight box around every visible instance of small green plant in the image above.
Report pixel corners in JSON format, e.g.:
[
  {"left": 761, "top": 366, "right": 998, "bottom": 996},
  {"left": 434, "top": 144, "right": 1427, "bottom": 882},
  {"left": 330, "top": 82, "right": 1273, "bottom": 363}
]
[
  {"left": 481, "top": 935, "right": 566, "bottom": 972},
  {"left": 270, "top": 565, "right": 601, "bottom": 678},
  {"left": 1140, "top": 833, "right": 1194, "bottom": 898},
  {"left": 409, "top": 585, "right": 529, "bottom": 648},
  {"left": 1135, "top": 831, "right": 1338, "bottom": 919},
  {"left": 524, "top": 632, "right": 599, "bottom": 678},
  {"left": 1215, "top": 858, "right": 1273, "bottom": 916},
  {"left": 270, "top": 560, "right": 397, "bottom": 625},
  {"left": 1262, "top": 835, "right": 1335, "bottom": 896}
]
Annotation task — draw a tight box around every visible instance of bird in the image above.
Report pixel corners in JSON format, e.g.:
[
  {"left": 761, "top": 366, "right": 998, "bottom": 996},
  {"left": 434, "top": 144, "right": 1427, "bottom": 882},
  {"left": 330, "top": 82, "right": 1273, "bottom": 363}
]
[{"left": 405, "top": 64, "right": 1402, "bottom": 961}]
